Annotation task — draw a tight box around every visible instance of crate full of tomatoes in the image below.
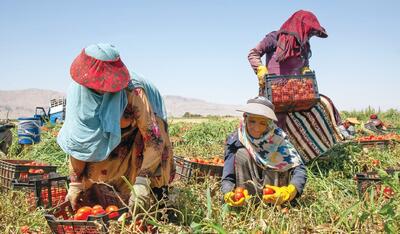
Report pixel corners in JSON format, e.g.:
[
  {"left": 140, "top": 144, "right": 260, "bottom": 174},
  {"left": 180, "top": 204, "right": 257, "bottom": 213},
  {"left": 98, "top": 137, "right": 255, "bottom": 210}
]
[
  {"left": 173, "top": 156, "right": 224, "bottom": 181},
  {"left": 45, "top": 201, "right": 129, "bottom": 234},
  {"left": 13, "top": 172, "right": 69, "bottom": 208},
  {"left": 264, "top": 72, "right": 320, "bottom": 113},
  {"left": 0, "top": 159, "right": 57, "bottom": 190},
  {"left": 354, "top": 168, "right": 398, "bottom": 199}
]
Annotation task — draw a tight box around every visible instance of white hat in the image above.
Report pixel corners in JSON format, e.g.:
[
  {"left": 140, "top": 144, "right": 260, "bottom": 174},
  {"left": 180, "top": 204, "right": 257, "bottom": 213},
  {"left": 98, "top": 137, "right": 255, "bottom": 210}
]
[{"left": 236, "top": 96, "right": 278, "bottom": 121}]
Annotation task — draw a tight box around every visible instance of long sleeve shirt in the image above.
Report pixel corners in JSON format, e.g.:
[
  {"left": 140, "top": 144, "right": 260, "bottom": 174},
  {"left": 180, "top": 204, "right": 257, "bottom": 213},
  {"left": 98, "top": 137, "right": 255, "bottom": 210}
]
[
  {"left": 248, "top": 31, "right": 309, "bottom": 76},
  {"left": 221, "top": 131, "right": 307, "bottom": 195}
]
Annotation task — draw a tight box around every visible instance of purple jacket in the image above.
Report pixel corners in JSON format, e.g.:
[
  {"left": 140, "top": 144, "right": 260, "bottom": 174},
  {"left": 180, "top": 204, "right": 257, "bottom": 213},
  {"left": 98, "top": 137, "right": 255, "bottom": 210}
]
[{"left": 248, "top": 31, "right": 309, "bottom": 75}]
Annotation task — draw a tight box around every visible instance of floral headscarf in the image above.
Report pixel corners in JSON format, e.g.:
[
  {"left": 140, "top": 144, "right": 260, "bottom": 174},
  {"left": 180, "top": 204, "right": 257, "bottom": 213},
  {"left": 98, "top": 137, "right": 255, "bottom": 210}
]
[{"left": 237, "top": 119, "right": 303, "bottom": 172}]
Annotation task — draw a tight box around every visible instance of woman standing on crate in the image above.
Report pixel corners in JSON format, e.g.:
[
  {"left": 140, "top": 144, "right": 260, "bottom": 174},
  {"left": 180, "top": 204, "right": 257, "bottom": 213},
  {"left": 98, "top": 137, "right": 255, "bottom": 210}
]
[
  {"left": 57, "top": 43, "right": 174, "bottom": 213},
  {"left": 248, "top": 10, "right": 343, "bottom": 162},
  {"left": 221, "top": 96, "right": 307, "bottom": 206}
]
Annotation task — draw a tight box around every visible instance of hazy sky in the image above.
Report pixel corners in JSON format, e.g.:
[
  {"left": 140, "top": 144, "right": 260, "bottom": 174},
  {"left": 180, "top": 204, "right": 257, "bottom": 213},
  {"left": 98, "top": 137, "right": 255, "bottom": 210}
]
[{"left": 1, "top": 1, "right": 399, "bottom": 111}]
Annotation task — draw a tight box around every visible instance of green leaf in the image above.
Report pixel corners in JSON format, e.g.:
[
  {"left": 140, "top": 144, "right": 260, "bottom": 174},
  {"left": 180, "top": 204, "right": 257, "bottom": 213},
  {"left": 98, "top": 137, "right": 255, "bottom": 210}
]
[
  {"left": 207, "top": 223, "right": 227, "bottom": 234},
  {"left": 190, "top": 221, "right": 203, "bottom": 231},
  {"left": 206, "top": 187, "right": 212, "bottom": 219}
]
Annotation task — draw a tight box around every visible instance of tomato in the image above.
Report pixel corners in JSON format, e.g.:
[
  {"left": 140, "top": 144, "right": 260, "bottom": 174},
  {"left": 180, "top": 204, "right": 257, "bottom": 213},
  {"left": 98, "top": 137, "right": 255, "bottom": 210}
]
[
  {"left": 74, "top": 212, "right": 87, "bottom": 220},
  {"left": 233, "top": 192, "right": 245, "bottom": 202},
  {"left": 263, "top": 187, "right": 275, "bottom": 195},
  {"left": 77, "top": 206, "right": 93, "bottom": 217},
  {"left": 92, "top": 204, "right": 103, "bottom": 210},
  {"left": 234, "top": 187, "right": 245, "bottom": 194},
  {"left": 383, "top": 186, "right": 395, "bottom": 198},
  {"left": 105, "top": 205, "right": 118, "bottom": 213},
  {"left": 106, "top": 205, "right": 119, "bottom": 219},
  {"left": 35, "top": 169, "right": 44, "bottom": 174},
  {"left": 20, "top": 225, "right": 30, "bottom": 233},
  {"left": 372, "top": 159, "right": 380, "bottom": 167},
  {"left": 135, "top": 219, "right": 146, "bottom": 232},
  {"left": 191, "top": 158, "right": 198, "bottom": 163},
  {"left": 92, "top": 207, "right": 106, "bottom": 216}
]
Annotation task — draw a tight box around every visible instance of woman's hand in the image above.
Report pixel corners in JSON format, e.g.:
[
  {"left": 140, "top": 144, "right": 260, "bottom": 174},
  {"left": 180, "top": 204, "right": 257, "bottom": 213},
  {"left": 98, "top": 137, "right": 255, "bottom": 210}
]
[
  {"left": 66, "top": 182, "right": 84, "bottom": 210},
  {"left": 256, "top": 66, "right": 268, "bottom": 88},
  {"left": 128, "top": 177, "right": 151, "bottom": 214},
  {"left": 262, "top": 184, "right": 297, "bottom": 205}
]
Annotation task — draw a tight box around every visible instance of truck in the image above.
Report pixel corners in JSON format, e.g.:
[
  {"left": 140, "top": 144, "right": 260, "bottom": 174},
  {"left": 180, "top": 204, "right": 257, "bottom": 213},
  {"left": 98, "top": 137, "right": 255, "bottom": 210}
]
[{"left": 35, "top": 98, "right": 66, "bottom": 125}]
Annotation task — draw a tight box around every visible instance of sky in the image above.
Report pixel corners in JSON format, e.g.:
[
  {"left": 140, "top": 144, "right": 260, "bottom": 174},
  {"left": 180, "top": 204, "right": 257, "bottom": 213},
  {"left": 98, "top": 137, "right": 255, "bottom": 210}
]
[{"left": 0, "top": 0, "right": 399, "bottom": 111}]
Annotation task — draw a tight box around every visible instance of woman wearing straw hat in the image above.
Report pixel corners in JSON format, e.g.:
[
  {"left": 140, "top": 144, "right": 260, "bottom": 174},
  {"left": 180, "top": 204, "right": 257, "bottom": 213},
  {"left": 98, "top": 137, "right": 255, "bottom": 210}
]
[
  {"left": 57, "top": 43, "right": 174, "bottom": 212},
  {"left": 221, "top": 96, "right": 306, "bottom": 206},
  {"left": 338, "top": 117, "right": 360, "bottom": 140}
]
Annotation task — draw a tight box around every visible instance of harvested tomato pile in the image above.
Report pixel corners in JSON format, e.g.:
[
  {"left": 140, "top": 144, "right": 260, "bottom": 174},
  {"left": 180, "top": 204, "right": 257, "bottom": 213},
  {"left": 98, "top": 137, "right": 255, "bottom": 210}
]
[
  {"left": 357, "top": 133, "right": 400, "bottom": 142},
  {"left": 190, "top": 157, "right": 224, "bottom": 166},
  {"left": 270, "top": 79, "right": 316, "bottom": 103},
  {"left": 27, "top": 187, "right": 67, "bottom": 207},
  {"left": 72, "top": 205, "right": 119, "bottom": 220}
]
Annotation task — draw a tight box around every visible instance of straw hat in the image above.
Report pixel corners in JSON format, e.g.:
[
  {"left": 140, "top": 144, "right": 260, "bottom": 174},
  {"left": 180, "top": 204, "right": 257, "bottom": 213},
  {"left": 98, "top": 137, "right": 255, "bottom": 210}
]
[
  {"left": 346, "top": 117, "right": 360, "bottom": 125},
  {"left": 236, "top": 96, "right": 278, "bottom": 121}
]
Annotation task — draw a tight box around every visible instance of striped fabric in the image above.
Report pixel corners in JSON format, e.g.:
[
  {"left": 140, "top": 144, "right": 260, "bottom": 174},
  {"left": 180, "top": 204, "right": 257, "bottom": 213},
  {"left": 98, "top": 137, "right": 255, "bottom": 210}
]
[{"left": 285, "top": 96, "right": 343, "bottom": 162}]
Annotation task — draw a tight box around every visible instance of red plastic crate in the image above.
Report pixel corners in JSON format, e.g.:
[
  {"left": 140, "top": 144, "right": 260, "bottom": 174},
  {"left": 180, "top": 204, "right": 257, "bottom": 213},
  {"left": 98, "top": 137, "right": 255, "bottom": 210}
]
[
  {"left": 264, "top": 72, "right": 320, "bottom": 113},
  {"left": 13, "top": 173, "right": 69, "bottom": 208},
  {"left": 45, "top": 201, "right": 129, "bottom": 234},
  {"left": 0, "top": 159, "right": 57, "bottom": 190}
]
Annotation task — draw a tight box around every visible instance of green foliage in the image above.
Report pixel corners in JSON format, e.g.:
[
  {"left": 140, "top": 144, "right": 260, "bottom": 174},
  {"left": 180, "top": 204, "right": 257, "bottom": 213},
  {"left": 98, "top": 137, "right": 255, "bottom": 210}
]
[{"left": 0, "top": 110, "right": 399, "bottom": 233}]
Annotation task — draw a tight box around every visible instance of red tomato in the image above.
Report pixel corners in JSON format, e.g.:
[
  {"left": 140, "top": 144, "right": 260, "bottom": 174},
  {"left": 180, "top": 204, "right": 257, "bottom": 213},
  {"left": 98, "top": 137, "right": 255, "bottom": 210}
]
[
  {"left": 372, "top": 159, "right": 380, "bottom": 167},
  {"left": 106, "top": 205, "right": 119, "bottom": 219},
  {"left": 383, "top": 186, "right": 395, "bottom": 198},
  {"left": 92, "top": 204, "right": 103, "bottom": 210},
  {"left": 35, "top": 169, "right": 44, "bottom": 174},
  {"left": 191, "top": 158, "right": 199, "bottom": 163},
  {"left": 135, "top": 220, "right": 146, "bottom": 232},
  {"left": 20, "top": 225, "right": 30, "bottom": 233},
  {"left": 233, "top": 192, "right": 244, "bottom": 202},
  {"left": 92, "top": 208, "right": 106, "bottom": 216},
  {"left": 77, "top": 206, "right": 93, "bottom": 217},
  {"left": 74, "top": 212, "right": 87, "bottom": 220},
  {"left": 105, "top": 205, "right": 118, "bottom": 213},
  {"left": 263, "top": 187, "right": 275, "bottom": 195},
  {"left": 234, "top": 187, "right": 245, "bottom": 194}
]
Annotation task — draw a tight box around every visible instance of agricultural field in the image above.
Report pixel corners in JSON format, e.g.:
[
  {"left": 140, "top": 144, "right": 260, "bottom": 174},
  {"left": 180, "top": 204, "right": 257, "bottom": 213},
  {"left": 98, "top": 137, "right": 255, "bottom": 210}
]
[{"left": 0, "top": 110, "right": 399, "bottom": 233}]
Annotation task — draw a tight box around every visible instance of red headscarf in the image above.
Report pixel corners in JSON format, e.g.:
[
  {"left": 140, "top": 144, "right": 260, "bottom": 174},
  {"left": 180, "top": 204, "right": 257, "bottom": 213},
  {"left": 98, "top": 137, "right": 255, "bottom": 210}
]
[{"left": 275, "top": 10, "right": 328, "bottom": 62}]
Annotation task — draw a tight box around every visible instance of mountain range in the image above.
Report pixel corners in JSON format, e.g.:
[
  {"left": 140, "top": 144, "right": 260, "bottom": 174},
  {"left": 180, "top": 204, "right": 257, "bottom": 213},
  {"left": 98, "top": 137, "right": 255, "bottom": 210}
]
[{"left": 0, "top": 89, "right": 242, "bottom": 119}]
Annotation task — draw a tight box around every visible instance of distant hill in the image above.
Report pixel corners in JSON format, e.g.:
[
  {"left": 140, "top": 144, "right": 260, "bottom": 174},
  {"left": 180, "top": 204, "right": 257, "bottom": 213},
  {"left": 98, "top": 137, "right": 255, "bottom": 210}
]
[{"left": 0, "top": 89, "right": 241, "bottom": 119}]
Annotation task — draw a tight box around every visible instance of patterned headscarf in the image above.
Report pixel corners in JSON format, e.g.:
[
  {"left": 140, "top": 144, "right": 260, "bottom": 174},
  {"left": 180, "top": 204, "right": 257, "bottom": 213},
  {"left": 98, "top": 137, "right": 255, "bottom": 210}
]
[
  {"left": 237, "top": 119, "right": 303, "bottom": 172},
  {"left": 275, "top": 10, "right": 327, "bottom": 62}
]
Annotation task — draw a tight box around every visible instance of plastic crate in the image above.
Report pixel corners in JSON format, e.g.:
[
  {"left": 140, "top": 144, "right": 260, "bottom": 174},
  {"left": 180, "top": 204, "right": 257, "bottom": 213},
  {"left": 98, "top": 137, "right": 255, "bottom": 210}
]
[
  {"left": 13, "top": 173, "right": 69, "bottom": 208},
  {"left": 357, "top": 139, "right": 391, "bottom": 149},
  {"left": 0, "top": 159, "right": 57, "bottom": 190},
  {"left": 264, "top": 72, "right": 320, "bottom": 113},
  {"left": 45, "top": 201, "right": 129, "bottom": 234},
  {"left": 354, "top": 169, "right": 399, "bottom": 198},
  {"left": 173, "top": 156, "right": 223, "bottom": 181}
]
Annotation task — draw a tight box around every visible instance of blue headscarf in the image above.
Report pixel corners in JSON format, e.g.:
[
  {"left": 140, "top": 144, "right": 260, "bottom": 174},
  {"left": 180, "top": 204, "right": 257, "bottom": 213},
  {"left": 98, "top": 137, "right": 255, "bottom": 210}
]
[
  {"left": 129, "top": 71, "right": 168, "bottom": 122},
  {"left": 57, "top": 43, "right": 127, "bottom": 162},
  {"left": 57, "top": 81, "right": 127, "bottom": 162}
]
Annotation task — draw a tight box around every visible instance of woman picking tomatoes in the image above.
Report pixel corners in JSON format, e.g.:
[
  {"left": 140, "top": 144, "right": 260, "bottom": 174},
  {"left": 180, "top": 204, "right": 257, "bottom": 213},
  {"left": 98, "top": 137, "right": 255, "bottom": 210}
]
[
  {"left": 221, "top": 96, "right": 307, "bottom": 206},
  {"left": 57, "top": 43, "right": 174, "bottom": 213},
  {"left": 248, "top": 10, "right": 343, "bottom": 162}
]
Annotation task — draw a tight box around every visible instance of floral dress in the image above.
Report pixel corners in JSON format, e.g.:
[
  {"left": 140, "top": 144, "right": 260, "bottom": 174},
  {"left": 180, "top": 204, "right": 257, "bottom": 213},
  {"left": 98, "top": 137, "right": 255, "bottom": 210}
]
[{"left": 69, "top": 86, "right": 174, "bottom": 201}]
